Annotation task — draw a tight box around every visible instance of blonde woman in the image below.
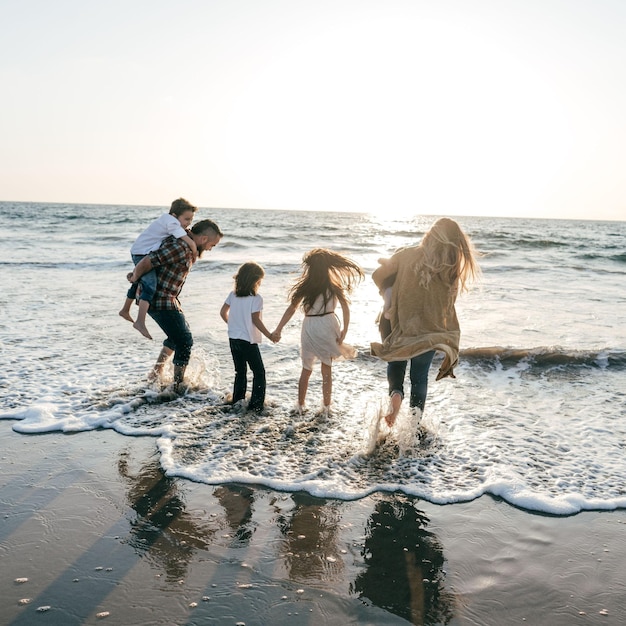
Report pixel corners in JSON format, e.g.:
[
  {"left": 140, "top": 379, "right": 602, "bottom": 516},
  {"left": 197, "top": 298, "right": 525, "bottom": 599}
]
[{"left": 371, "top": 218, "right": 480, "bottom": 427}]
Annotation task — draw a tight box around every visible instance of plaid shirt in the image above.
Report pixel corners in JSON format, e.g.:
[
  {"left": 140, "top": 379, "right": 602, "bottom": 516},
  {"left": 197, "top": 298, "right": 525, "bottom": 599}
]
[{"left": 148, "top": 236, "right": 195, "bottom": 311}]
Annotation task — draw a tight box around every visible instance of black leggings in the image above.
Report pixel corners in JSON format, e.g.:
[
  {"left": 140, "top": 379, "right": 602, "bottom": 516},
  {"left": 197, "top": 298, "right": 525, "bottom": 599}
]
[{"left": 229, "top": 338, "right": 266, "bottom": 410}]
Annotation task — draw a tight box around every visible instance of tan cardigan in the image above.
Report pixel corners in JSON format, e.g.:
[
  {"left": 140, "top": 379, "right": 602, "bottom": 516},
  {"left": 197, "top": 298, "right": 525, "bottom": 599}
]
[{"left": 370, "top": 246, "right": 460, "bottom": 380}]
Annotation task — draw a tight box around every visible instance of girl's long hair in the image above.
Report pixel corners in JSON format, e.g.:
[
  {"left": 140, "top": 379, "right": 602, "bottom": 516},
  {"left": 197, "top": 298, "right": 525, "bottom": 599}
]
[
  {"left": 417, "top": 218, "right": 480, "bottom": 294},
  {"left": 234, "top": 262, "right": 265, "bottom": 297},
  {"left": 289, "top": 248, "right": 364, "bottom": 311}
]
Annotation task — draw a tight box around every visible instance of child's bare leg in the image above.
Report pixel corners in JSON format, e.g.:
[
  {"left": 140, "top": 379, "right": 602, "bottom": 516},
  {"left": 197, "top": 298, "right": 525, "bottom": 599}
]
[
  {"left": 298, "top": 368, "right": 312, "bottom": 407},
  {"left": 321, "top": 362, "right": 332, "bottom": 407},
  {"left": 384, "top": 391, "right": 403, "bottom": 427},
  {"left": 148, "top": 347, "right": 172, "bottom": 382},
  {"left": 133, "top": 300, "right": 153, "bottom": 340},
  {"left": 119, "top": 297, "right": 134, "bottom": 322}
]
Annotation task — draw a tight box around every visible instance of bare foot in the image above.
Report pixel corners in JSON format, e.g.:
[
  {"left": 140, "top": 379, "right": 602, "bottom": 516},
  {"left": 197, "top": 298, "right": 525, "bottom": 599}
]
[
  {"left": 119, "top": 310, "right": 134, "bottom": 322},
  {"left": 384, "top": 392, "right": 402, "bottom": 427},
  {"left": 384, "top": 412, "right": 397, "bottom": 427},
  {"left": 133, "top": 321, "right": 153, "bottom": 340},
  {"left": 172, "top": 381, "right": 188, "bottom": 395}
]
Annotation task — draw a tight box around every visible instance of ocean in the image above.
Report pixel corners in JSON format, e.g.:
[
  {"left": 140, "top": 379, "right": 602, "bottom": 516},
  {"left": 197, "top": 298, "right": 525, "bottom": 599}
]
[{"left": 1, "top": 201, "right": 625, "bottom": 516}]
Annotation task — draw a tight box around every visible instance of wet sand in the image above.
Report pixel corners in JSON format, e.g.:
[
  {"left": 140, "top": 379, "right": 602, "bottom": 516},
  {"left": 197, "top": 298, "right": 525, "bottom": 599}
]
[{"left": 1, "top": 422, "right": 626, "bottom": 625}]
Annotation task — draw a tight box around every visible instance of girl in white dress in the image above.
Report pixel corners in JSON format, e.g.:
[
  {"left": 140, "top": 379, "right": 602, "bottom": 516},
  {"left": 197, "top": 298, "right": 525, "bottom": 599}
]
[{"left": 273, "top": 249, "right": 364, "bottom": 413}]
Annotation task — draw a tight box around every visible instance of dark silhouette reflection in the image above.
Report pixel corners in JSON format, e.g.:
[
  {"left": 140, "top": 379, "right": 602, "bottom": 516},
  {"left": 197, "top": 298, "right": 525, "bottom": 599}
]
[
  {"left": 213, "top": 484, "right": 256, "bottom": 546},
  {"left": 277, "top": 492, "right": 343, "bottom": 583},
  {"left": 118, "top": 451, "right": 215, "bottom": 581},
  {"left": 350, "top": 496, "right": 455, "bottom": 625}
]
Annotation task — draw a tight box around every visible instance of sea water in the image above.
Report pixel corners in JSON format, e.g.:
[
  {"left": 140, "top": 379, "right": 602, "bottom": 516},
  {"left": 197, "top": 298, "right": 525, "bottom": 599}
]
[{"left": 1, "top": 201, "right": 624, "bottom": 515}]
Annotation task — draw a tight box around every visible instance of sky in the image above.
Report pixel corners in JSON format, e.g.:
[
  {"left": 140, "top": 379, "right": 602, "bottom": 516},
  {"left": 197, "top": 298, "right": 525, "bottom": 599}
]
[{"left": 1, "top": 0, "right": 625, "bottom": 220}]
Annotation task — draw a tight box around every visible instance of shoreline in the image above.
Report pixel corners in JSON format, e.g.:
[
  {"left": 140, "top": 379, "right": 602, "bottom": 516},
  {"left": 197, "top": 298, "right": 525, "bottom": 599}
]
[{"left": 2, "top": 422, "right": 626, "bottom": 625}]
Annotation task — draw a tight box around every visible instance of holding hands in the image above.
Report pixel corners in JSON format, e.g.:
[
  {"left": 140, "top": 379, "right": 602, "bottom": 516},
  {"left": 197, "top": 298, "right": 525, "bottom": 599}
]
[{"left": 270, "top": 329, "right": 281, "bottom": 343}]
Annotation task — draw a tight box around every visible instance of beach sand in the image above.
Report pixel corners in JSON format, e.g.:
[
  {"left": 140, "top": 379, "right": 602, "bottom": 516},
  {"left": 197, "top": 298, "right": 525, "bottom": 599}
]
[{"left": 1, "top": 422, "right": 626, "bottom": 626}]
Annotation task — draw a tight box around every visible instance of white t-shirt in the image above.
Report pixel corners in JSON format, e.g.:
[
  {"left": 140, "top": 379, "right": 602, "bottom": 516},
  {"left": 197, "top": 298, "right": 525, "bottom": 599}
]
[
  {"left": 224, "top": 292, "right": 263, "bottom": 344},
  {"left": 131, "top": 213, "right": 187, "bottom": 255}
]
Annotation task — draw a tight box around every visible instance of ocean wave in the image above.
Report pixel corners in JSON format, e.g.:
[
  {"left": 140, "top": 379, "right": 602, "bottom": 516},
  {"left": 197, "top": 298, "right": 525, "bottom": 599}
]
[
  {"left": 460, "top": 346, "right": 626, "bottom": 369},
  {"left": 219, "top": 240, "right": 248, "bottom": 249},
  {"left": 478, "top": 230, "right": 569, "bottom": 247}
]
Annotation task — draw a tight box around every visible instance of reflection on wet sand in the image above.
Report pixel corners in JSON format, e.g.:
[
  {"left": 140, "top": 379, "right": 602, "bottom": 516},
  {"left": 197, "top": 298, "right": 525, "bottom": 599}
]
[
  {"left": 118, "top": 452, "right": 215, "bottom": 581},
  {"left": 118, "top": 449, "right": 454, "bottom": 623},
  {"left": 351, "top": 496, "right": 455, "bottom": 625},
  {"left": 213, "top": 484, "right": 256, "bottom": 546},
  {"left": 276, "top": 492, "right": 344, "bottom": 583}
]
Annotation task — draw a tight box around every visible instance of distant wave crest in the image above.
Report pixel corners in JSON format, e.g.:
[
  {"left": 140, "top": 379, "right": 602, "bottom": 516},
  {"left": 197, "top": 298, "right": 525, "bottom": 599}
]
[{"left": 460, "top": 346, "right": 626, "bottom": 368}]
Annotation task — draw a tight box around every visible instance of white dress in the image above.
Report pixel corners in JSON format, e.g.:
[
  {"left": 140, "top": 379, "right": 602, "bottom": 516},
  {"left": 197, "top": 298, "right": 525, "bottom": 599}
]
[{"left": 300, "top": 294, "right": 357, "bottom": 370}]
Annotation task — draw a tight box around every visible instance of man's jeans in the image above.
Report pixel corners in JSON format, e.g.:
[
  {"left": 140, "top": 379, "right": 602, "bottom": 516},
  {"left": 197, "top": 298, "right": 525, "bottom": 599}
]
[{"left": 148, "top": 309, "right": 193, "bottom": 366}]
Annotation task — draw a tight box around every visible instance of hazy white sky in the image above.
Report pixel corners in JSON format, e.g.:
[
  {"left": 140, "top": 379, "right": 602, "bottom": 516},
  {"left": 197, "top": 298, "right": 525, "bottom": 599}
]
[{"left": 1, "top": 0, "right": 625, "bottom": 220}]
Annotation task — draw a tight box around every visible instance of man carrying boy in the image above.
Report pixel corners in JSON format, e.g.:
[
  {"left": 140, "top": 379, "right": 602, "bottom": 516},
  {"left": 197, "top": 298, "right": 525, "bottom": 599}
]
[
  {"left": 120, "top": 197, "right": 199, "bottom": 339},
  {"left": 128, "top": 218, "right": 223, "bottom": 391}
]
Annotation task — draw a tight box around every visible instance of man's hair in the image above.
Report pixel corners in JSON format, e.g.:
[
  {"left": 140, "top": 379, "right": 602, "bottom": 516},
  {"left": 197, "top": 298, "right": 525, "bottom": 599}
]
[
  {"left": 191, "top": 218, "right": 223, "bottom": 238},
  {"left": 170, "top": 197, "right": 198, "bottom": 217}
]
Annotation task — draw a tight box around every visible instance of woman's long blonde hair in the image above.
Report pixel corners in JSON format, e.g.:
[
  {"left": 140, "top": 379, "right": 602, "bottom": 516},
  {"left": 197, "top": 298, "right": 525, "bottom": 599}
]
[{"left": 417, "top": 218, "right": 480, "bottom": 293}]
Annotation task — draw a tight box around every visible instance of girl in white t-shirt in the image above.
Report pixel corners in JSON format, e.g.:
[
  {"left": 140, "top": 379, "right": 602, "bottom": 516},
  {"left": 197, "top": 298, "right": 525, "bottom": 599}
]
[{"left": 220, "top": 262, "right": 276, "bottom": 413}]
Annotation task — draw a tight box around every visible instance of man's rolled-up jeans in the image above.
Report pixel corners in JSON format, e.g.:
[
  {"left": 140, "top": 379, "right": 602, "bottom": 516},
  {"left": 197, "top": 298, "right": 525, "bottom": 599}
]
[{"left": 148, "top": 309, "right": 193, "bottom": 366}]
